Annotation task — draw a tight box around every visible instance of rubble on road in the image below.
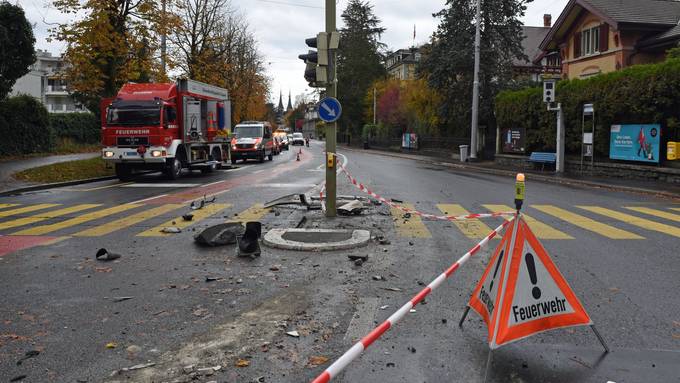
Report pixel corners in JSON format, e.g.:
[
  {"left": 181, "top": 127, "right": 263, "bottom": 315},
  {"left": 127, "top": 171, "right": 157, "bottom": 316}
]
[
  {"left": 337, "top": 200, "right": 364, "bottom": 215},
  {"left": 194, "top": 223, "right": 244, "bottom": 247},
  {"left": 161, "top": 227, "right": 181, "bottom": 234},
  {"left": 95, "top": 248, "right": 121, "bottom": 261}
]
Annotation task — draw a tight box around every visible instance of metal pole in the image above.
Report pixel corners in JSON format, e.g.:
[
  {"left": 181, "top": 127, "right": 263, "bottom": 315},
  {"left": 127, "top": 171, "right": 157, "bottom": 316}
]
[
  {"left": 325, "top": 0, "right": 337, "bottom": 217},
  {"left": 556, "top": 103, "right": 565, "bottom": 173},
  {"left": 590, "top": 325, "right": 610, "bottom": 353},
  {"left": 469, "top": 0, "right": 482, "bottom": 160},
  {"left": 160, "top": 0, "right": 167, "bottom": 74}
]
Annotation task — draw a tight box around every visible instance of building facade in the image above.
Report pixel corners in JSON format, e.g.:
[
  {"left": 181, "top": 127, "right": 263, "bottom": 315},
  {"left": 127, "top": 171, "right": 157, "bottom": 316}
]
[
  {"left": 385, "top": 48, "right": 422, "bottom": 80},
  {"left": 513, "top": 15, "right": 562, "bottom": 81},
  {"left": 10, "top": 50, "right": 86, "bottom": 113},
  {"left": 303, "top": 103, "right": 318, "bottom": 138},
  {"left": 537, "top": 0, "right": 680, "bottom": 80}
]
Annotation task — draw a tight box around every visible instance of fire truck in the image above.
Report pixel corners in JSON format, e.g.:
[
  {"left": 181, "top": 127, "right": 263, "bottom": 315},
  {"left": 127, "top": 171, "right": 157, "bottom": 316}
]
[{"left": 101, "top": 79, "right": 232, "bottom": 180}]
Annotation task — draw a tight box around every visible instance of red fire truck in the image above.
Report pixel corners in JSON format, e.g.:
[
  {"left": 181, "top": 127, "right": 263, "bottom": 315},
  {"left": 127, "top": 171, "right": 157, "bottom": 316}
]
[{"left": 101, "top": 79, "right": 232, "bottom": 180}]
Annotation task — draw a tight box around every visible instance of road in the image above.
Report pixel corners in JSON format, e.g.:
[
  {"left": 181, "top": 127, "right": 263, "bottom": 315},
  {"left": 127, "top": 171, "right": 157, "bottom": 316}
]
[{"left": 0, "top": 141, "right": 678, "bottom": 383}]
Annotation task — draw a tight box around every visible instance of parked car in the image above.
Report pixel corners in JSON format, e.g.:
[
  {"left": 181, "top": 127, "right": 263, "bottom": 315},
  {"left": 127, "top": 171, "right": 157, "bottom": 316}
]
[
  {"left": 230, "top": 121, "right": 275, "bottom": 163},
  {"left": 278, "top": 135, "right": 289, "bottom": 150},
  {"left": 292, "top": 132, "right": 305, "bottom": 146}
]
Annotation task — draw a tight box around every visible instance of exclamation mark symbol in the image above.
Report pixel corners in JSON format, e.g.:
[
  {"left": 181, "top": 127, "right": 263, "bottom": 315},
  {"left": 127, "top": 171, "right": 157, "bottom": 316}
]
[
  {"left": 525, "top": 253, "right": 541, "bottom": 299},
  {"left": 489, "top": 250, "right": 504, "bottom": 290}
]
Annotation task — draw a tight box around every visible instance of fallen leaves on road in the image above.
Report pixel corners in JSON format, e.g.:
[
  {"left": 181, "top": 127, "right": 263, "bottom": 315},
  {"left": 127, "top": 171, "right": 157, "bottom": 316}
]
[
  {"left": 95, "top": 267, "right": 113, "bottom": 273},
  {"left": 106, "top": 342, "right": 117, "bottom": 349},
  {"left": 308, "top": 356, "right": 329, "bottom": 366},
  {"left": 235, "top": 359, "right": 250, "bottom": 367}
]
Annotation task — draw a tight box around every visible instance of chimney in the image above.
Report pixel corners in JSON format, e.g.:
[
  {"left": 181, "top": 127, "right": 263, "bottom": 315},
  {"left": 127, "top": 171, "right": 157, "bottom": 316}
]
[{"left": 544, "top": 14, "right": 552, "bottom": 27}]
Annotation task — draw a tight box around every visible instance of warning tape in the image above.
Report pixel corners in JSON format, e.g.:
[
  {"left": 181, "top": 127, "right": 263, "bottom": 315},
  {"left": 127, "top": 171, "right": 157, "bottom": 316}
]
[
  {"left": 336, "top": 162, "right": 514, "bottom": 221},
  {"left": 310, "top": 217, "right": 515, "bottom": 383}
]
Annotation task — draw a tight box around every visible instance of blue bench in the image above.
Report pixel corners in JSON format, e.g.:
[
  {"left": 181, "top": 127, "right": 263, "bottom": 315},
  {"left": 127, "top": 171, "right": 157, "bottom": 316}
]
[{"left": 527, "top": 152, "right": 556, "bottom": 171}]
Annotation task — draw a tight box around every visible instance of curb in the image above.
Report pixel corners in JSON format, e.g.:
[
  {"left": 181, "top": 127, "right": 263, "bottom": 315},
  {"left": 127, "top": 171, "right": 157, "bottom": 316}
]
[
  {"left": 0, "top": 175, "right": 119, "bottom": 197},
  {"left": 263, "top": 229, "right": 371, "bottom": 251},
  {"left": 341, "top": 146, "right": 680, "bottom": 200}
]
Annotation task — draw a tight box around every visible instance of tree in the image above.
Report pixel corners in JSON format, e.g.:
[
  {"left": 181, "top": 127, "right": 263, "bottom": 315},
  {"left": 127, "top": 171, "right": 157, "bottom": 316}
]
[
  {"left": 0, "top": 2, "right": 36, "bottom": 99},
  {"left": 419, "top": 0, "right": 529, "bottom": 136},
  {"left": 51, "top": 0, "right": 178, "bottom": 112},
  {"left": 337, "top": 0, "right": 387, "bottom": 143}
]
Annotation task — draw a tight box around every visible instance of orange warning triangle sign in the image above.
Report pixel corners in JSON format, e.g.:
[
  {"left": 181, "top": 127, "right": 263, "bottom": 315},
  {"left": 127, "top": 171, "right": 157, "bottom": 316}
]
[{"left": 467, "top": 216, "right": 592, "bottom": 349}]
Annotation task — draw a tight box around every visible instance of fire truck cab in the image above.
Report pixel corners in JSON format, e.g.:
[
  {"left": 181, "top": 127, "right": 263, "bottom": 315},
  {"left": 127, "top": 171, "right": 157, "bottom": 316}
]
[{"left": 101, "top": 79, "right": 232, "bottom": 180}]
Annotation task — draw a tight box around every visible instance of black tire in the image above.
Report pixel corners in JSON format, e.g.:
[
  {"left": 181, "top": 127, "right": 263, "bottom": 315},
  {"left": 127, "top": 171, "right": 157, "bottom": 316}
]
[
  {"left": 165, "top": 157, "right": 182, "bottom": 180},
  {"left": 231, "top": 158, "right": 237, "bottom": 164},
  {"left": 212, "top": 147, "right": 223, "bottom": 169},
  {"left": 115, "top": 163, "right": 132, "bottom": 181},
  {"left": 268, "top": 150, "right": 274, "bottom": 161},
  {"left": 259, "top": 150, "right": 265, "bottom": 163}
]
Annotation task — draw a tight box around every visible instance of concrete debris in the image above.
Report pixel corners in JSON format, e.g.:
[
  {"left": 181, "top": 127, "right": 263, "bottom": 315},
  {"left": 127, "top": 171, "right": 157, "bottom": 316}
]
[
  {"left": 337, "top": 200, "right": 364, "bottom": 216},
  {"left": 381, "top": 287, "right": 402, "bottom": 292},
  {"left": 190, "top": 195, "right": 216, "bottom": 210},
  {"left": 95, "top": 248, "right": 121, "bottom": 261},
  {"left": 380, "top": 305, "right": 389, "bottom": 310},
  {"left": 161, "top": 227, "right": 182, "bottom": 234},
  {"left": 372, "top": 275, "right": 385, "bottom": 281},
  {"left": 237, "top": 222, "right": 261, "bottom": 258},
  {"left": 16, "top": 350, "right": 40, "bottom": 365},
  {"left": 347, "top": 254, "right": 368, "bottom": 262},
  {"left": 182, "top": 213, "right": 194, "bottom": 221},
  {"left": 409, "top": 309, "right": 417, "bottom": 313},
  {"left": 286, "top": 330, "right": 300, "bottom": 337},
  {"left": 112, "top": 296, "right": 134, "bottom": 302},
  {"left": 402, "top": 213, "right": 412, "bottom": 219},
  {"left": 391, "top": 198, "right": 404, "bottom": 203},
  {"left": 264, "top": 193, "right": 305, "bottom": 208},
  {"left": 194, "top": 223, "right": 244, "bottom": 247},
  {"left": 354, "top": 259, "right": 364, "bottom": 266}
]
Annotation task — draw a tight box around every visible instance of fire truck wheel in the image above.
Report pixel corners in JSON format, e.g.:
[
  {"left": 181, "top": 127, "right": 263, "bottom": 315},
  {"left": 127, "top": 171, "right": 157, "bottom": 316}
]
[
  {"left": 211, "top": 147, "right": 222, "bottom": 169},
  {"left": 267, "top": 150, "right": 274, "bottom": 161},
  {"left": 165, "top": 158, "right": 183, "bottom": 180},
  {"left": 115, "top": 164, "right": 132, "bottom": 181},
  {"left": 259, "top": 150, "right": 265, "bottom": 163}
]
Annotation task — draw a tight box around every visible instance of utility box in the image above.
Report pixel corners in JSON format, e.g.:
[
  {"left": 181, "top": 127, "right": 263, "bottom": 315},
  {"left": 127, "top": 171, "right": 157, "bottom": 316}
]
[{"left": 668, "top": 142, "right": 678, "bottom": 160}]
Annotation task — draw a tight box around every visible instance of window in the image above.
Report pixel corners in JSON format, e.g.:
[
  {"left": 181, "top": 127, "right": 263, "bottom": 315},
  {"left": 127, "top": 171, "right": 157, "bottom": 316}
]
[{"left": 581, "top": 26, "right": 600, "bottom": 56}]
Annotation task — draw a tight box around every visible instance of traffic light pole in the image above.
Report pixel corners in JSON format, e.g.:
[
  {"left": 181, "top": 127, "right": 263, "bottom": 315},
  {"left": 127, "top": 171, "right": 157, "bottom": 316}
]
[{"left": 325, "top": 0, "right": 337, "bottom": 217}]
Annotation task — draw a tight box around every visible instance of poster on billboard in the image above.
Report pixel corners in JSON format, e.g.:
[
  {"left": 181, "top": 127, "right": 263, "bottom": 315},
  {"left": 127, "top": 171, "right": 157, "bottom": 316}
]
[
  {"left": 501, "top": 128, "right": 526, "bottom": 153},
  {"left": 610, "top": 124, "right": 661, "bottom": 163},
  {"left": 402, "top": 133, "right": 418, "bottom": 150}
]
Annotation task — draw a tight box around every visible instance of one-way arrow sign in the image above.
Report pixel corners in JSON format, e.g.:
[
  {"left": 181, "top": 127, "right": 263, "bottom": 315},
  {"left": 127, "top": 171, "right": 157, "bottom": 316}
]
[{"left": 318, "top": 97, "right": 342, "bottom": 123}]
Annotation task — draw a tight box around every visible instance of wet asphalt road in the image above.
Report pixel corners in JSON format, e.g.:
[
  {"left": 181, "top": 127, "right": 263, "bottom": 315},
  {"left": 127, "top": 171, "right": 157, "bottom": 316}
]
[{"left": 0, "top": 141, "right": 679, "bottom": 383}]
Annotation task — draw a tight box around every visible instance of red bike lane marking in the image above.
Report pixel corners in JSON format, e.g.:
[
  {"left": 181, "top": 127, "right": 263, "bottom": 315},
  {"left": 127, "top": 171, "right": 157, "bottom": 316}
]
[{"left": 0, "top": 235, "right": 60, "bottom": 257}]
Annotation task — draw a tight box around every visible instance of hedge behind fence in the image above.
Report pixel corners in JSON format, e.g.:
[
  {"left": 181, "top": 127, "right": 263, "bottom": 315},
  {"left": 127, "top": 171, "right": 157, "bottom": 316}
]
[
  {"left": 0, "top": 95, "right": 53, "bottom": 155},
  {"left": 49, "top": 112, "right": 100, "bottom": 144},
  {"left": 496, "top": 58, "right": 680, "bottom": 157}
]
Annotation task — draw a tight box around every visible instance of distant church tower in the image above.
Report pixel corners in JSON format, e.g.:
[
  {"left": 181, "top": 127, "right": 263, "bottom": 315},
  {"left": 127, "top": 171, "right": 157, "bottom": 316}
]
[
  {"left": 276, "top": 90, "right": 284, "bottom": 124},
  {"left": 286, "top": 90, "right": 293, "bottom": 112}
]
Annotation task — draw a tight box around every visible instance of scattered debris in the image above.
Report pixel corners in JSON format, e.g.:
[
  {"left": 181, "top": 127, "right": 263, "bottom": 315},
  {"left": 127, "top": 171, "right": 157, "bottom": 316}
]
[
  {"left": 377, "top": 236, "right": 391, "bottom": 245},
  {"left": 402, "top": 213, "right": 412, "bottom": 219},
  {"left": 190, "top": 195, "right": 216, "bottom": 210},
  {"left": 10, "top": 375, "right": 26, "bottom": 382},
  {"left": 442, "top": 319, "right": 448, "bottom": 324},
  {"left": 95, "top": 267, "right": 113, "bottom": 273},
  {"left": 237, "top": 222, "right": 262, "bottom": 258},
  {"left": 112, "top": 296, "right": 134, "bottom": 303},
  {"left": 296, "top": 216, "right": 308, "bottom": 228},
  {"left": 127, "top": 362, "right": 155, "bottom": 371},
  {"left": 236, "top": 359, "right": 250, "bottom": 367},
  {"left": 194, "top": 223, "right": 244, "bottom": 247},
  {"left": 386, "top": 362, "right": 396, "bottom": 368},
  {"left": 95, "top": 248, "right": 121, "bottom": 261},
  {"left": 408, "top": 346, "right": 416, "bottom": 353},
  {"left": 381, "top": 287, "right": 402, "bottom": 292},
  {"left": 106, "top": 342, "right": 117, "bottom": 349},
  {"left": 264, "top": 193, "right": 305, "bottom": 208},
  {"left": 269, "top": 265, "right": 281, "bottom": 272},
  {"left": 408, "top": 241, "right": 414, "bottom": 246},
  {"left": 16, "top": 350, "right": 40, "bottom": 365},
  {"left": 286, "top": 331, "right": 300, "bottom": 338},
  {"left": 308, "top": 356, "right": 329, "bottom": 366},
  {"left": 379, "top": 305, "right": 389, "bottom": 310},
  {"left": 372, "top": 275, "right": 385, "bottom": 281},
  {"left": 182, "top": 213, "right": 194, "bottom": 221},
  {"left": 198, "top": 367, "right": 216, "bottom": 375},
  {"left": 126, "top": 345, "right": 142, "bottom": 356},
  {"left": 161, "top": 227, "right": 182, "bottom": 234},
  {"left": 370, "top": 199, "right": 382, "bottom": 206},
  {"left": 337, "top": 200, "right": 364, "bottom": 216},
  {"left": 354, "top": 259, "right": 364, "bottom": 266},
  {"left": 390, "top": 198, "right": 404, "bottom": 203},
  {"left": 409, "top": 309, "right": 417, "bottom": 313},
  {"left": 347, "top": 254, "right": 368, "bottom": 262},
  {"left": 205, "top": 276, "right": 222, "bottom": 282}
]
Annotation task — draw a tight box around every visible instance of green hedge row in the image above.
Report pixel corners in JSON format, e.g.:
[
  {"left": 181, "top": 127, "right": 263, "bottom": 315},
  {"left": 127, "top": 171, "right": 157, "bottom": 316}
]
[
  {"left": 496, "top": 58, "right": 680, "bottom": 157},
  {"left": 0, "top": 95, "right": 100, "bottom": 156}
]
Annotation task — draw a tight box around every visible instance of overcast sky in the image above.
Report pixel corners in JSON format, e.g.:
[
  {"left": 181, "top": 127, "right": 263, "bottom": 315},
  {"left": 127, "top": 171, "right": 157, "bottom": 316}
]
[{"left": 17, "top": 0, "right": 568, "bottom": 105}]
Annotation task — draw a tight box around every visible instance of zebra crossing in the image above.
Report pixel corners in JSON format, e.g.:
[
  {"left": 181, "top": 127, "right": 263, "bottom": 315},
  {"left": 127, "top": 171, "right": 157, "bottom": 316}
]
[
  {"left": 0, "top": 201, "right": 678, "bottom": 241},
  {"left": 389, "top": 203, "right": 680, "bottom": 240}
]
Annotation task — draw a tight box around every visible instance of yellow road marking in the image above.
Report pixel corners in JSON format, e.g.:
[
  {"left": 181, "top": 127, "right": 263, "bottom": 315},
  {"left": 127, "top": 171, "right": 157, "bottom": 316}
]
[
  {"left": 12, "top": 204, "right": 141, "bottom": 236},
  {"left": 74, "top": 182, "right": 134, "bottom": 192},
  {"left": 578, "top": 206, "right": 680, "bottom": 238},
  {"left": 0, "top": 204, "right": 61, "bottom": 218},
  {"left": 137, "top": 203, "right": 231, "bottom": 237},
  {"left": 483, "top": 204, "right": 572, "bottom": 239},
  {"left": 533, "top": 205, "right": 643, "bottom": 239},
  {"left": 74, "top": 204, "right": 183, "bottom": 237},
  {"left": 670, "top": 208, "right": 680, "bottom": 213},
  {"left": 0, "top": 204, "right": 100, "bottom": 230},
  {"left": 437, "top": 204, "right": 492, "bottom": 239},
  {"left": 227, "top": 204, "right": 271, "bottom": 223},
  {"left": 391, "top": 203, "right": 431, "bottom": 238},
  {"left": 0, "top": 204, "right": 20, "bottom": 209},
  {"left": 624, "top": 206, "right": 680, "bottom": 223}
]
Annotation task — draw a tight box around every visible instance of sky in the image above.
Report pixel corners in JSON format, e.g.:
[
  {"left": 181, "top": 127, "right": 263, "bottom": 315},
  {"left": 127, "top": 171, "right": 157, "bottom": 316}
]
[{"left": 17, "top": 0, "right": 569, "bottom": 105}]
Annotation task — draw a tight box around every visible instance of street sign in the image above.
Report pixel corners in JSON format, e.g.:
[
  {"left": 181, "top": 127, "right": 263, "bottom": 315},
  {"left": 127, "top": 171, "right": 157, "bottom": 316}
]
[{"left": 318, "top": 97, "right": 342, "bottom": 123}]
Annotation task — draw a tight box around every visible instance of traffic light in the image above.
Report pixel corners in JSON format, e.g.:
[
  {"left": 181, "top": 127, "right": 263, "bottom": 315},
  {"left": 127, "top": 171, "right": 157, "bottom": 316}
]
[
  {"left": 299, "top": 33, "right": 329, "bottom": 87},
  {"left": 543, "top": 79, "right": 557, "bottom": 103}
]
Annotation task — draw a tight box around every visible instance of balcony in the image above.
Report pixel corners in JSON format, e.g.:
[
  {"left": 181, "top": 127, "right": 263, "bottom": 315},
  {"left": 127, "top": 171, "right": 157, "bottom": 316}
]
[{"left": 45, "top": 85, "right": 69, "bottom": 95}]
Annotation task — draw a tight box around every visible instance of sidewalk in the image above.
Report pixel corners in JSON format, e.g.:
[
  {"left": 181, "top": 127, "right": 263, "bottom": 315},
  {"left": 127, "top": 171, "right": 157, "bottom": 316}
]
[
  {"left": 340, "top": 145, "right": 680, "bottom": 198},
  {"left": 0, "top": 152, "right": 99, "bottom": 193}
]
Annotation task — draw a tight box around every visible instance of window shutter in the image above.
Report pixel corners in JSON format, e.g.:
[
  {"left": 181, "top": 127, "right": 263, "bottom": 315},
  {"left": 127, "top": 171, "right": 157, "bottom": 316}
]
[
  {"left": 574, "top": 32, "right": 581, "bottom": 58},
  {"left": 600, "top": 24, "right": 609, "bottom": 51}
]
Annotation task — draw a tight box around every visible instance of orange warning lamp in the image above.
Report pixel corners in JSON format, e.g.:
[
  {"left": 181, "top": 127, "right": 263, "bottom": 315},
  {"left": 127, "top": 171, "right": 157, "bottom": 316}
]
[
  {"left": 514, "top": 173, "right": 525, "bottom": 212},
  {"left": 327, "top": 152, "right": 335, "bottom": 169}
]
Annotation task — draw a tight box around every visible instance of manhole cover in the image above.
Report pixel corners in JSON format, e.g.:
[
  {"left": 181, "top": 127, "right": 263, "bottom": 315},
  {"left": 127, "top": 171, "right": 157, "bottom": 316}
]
[{"left": 282, "top": 231, "right": 352, "bottom": 243}]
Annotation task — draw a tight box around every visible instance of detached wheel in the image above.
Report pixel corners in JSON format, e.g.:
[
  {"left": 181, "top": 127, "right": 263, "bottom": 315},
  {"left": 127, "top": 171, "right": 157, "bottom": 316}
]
[
  {"left": 115, "top": 164, "right": 132, "bottom": 181},
  {"left": 165, "top": 157, "right": 182, "bottom": 180}
]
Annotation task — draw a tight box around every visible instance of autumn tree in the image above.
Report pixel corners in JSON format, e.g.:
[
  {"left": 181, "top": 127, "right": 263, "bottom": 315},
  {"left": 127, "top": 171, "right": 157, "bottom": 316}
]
[
  {"left": 337, "top": 0, "right": 387, "bottom": 143},
  {"left": 51, "top": 0, "right": 178, "bottom": 112},
  {"left": 0, "top": 2, "right": 36, "bottom": 99}
]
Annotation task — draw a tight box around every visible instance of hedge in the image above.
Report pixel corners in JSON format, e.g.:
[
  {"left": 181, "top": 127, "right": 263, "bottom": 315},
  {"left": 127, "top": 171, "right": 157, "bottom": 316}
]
[
  {"left": 0, "top": 95, "right": 53, "bottom": 155},
  {"left": 49, "top": 112, "right": 99, "bottom": 144},
  {"left": 496, "top": 58, "right": 680, "bottom": 157}
]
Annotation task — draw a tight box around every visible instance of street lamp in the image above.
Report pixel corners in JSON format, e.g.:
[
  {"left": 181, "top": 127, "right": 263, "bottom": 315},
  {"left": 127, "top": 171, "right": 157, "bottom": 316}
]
[{"left": 469, "top": 0, "right": 482, "bottom": 161}]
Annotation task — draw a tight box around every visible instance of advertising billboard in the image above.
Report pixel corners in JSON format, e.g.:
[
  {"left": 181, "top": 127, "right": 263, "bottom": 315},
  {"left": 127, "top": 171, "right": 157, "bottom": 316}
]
[
  {"left": 501, "top": 128, "right": 526, "bottom": 154},
  {"left": 610, "top": 124, "right": 660, "bottom": 163},
  {"left": 402, "top": 133, "right": 418, "bottom": 150}
]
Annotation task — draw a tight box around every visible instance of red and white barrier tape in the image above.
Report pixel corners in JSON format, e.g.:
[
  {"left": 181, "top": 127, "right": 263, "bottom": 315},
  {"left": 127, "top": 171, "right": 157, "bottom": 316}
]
[
  {"left": 310, "top": 217, "right": 515, "bottom": 383},
  {"left": 337, "top": 162, "right": 514, "bottom": 221}
]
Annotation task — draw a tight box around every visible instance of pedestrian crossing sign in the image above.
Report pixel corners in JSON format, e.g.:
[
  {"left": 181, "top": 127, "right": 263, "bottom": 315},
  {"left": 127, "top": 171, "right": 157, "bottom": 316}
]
[{"left": 467, "top": 215, "right": 592, "bottom": 349}]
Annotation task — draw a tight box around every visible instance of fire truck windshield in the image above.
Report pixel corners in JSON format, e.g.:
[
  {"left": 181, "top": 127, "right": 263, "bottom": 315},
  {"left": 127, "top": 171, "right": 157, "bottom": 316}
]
[
  {"left": 234, "top": 126, "right": 263, "bottom": 138},
  {"left": 107, "top": 106, "right": 161, "bottom": 126}
]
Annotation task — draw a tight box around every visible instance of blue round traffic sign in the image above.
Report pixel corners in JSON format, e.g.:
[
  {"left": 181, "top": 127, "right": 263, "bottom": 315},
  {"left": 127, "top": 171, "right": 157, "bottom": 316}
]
[{"left": 318, "top": 97, "right": 342, "bottom": 123}]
